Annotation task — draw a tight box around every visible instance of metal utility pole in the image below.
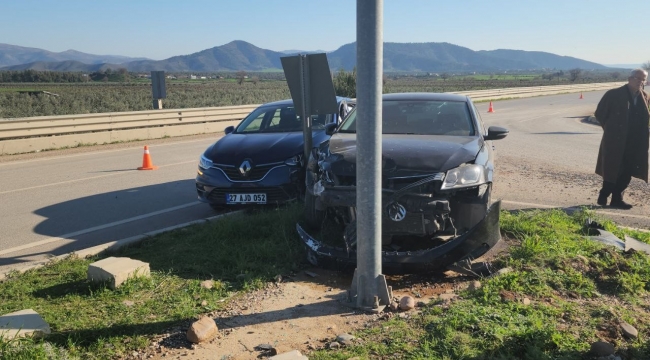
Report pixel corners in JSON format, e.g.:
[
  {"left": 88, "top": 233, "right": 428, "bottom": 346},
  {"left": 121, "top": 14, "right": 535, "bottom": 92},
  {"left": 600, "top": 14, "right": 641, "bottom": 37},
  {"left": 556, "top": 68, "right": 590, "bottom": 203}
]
[{"left": 350, "top": 0, "right": 391, "bottom": 311}]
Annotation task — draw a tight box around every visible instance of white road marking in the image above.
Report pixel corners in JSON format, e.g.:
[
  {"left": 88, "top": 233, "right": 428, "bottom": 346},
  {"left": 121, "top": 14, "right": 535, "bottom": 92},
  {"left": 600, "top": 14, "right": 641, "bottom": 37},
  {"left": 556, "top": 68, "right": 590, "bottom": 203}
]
[
  {"left": 0, "top": 160, "right": 197, "bottom": 195},
  {"left": 502, "top": 200, "right": 650, "bottom": 221},
  {"left": 0, "top": 201, "right": 202, "bottom": 256},
  {"left": 0, "top": 137, "right": 217, "bottom": 167}
]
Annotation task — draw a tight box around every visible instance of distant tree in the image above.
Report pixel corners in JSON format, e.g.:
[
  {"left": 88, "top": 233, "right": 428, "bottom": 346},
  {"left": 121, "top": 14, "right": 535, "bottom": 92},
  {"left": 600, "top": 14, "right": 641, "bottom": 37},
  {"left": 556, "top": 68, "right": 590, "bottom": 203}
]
[
  {"left": 333, "top": 67, "right": 356, "bottom": 98},
  {"left": 251, "top": 76, "right": 259, "bottom": 85},
  {"left": 642, "top": 61, "right": 650, "bottom": 72},
  {"left": 568, "top": 68, "right": 581, "bottom": 82},
  {"left": 610, "top": 71, "right": 621, "bottom": 80},
  {"left": 236, "top": 71, "right": 247, "bottom": 85},
  {"left": 440, "top": 72, "right": 450, "bottom": 81},
  {"left": 117, "top": 68, "right": 129, "bottom": 81}
]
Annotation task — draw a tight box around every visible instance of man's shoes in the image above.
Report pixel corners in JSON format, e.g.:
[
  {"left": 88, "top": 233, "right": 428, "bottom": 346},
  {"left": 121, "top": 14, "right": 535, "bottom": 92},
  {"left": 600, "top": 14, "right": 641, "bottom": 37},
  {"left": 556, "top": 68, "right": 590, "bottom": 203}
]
[
  {"left": 597, "top": 192, "right": 609, "bottom": 206},
  {"left": 609, "top": 200, "right": 633, "bottom": 209}
]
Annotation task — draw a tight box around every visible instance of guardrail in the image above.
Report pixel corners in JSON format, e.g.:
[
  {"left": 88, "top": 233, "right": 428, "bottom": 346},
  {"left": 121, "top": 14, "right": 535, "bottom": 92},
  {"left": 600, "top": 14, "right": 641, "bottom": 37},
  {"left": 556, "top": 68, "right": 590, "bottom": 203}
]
[
  {"left": 0, "top": 82, "right": 624, "bottom": 155},
  {"left": 452, "top": 81, "right": 625, "bottom": 100},
  {"left": 0, "top": 104, "right": 259, "bottom": 155}
]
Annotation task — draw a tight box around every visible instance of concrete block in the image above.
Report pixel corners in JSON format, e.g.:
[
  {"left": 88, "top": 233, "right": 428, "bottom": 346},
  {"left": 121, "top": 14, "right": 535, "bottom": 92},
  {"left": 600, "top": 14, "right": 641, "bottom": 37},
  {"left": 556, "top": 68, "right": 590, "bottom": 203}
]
[
  {"left": 0, "top": 309, "right": 51, "bottom": 339},
  {"left": 87, "top": 257, "right": 150, "bottom": 289},
  {"left": 270, "top": 349, "right": 309, "bottom": 360}
]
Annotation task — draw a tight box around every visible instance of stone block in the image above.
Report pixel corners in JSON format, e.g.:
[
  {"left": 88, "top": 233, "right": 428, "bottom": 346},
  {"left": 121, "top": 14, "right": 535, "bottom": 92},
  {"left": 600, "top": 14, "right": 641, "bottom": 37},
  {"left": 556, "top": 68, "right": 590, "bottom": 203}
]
[
  {"left": 186, "top": 317, "right": 218, "bottom": 343},
  {"left": 87, "top": 257, "right": 150, "bottom": 289},
  {"left": 270, "top": 349, "right": 309, "bottom": 360},
  {"left": 0, "top": 309, "right": 51, "bottom": 339}
]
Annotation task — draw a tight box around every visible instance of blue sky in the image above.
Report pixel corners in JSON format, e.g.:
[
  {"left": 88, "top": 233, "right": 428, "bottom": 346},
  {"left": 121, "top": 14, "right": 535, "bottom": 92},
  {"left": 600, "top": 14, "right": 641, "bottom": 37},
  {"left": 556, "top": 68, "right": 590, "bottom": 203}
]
[{"left": 1, "top": 0, "right": 646, "bottom": 66}]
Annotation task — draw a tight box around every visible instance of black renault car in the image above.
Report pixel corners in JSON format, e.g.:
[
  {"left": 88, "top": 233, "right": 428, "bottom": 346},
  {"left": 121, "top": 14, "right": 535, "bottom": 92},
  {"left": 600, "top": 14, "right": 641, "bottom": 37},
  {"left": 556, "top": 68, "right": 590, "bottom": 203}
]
[
  {"left": 299, "top": 92, "right": 509, "bottom": 272},
  {"left": 196, "top": 97, "right": 351, "bottom": 210}
]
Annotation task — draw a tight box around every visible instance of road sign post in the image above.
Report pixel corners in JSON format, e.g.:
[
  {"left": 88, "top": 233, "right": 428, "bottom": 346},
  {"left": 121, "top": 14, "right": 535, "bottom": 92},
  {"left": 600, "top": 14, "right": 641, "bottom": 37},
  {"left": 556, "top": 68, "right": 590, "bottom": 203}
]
[
  {"left": 281, "top": 54, "right": 338, "bottom": 161},
  {"left": 151, "top": 71, "right": 166, "bottom": 110}
]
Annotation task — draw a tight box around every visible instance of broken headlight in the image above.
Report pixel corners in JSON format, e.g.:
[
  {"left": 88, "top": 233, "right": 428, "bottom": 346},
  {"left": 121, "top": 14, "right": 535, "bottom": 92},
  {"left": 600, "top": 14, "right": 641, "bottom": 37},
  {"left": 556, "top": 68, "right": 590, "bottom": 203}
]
[
  {"left": 284, "top": 154, "right": 303, "bottom": 167},
  {"left": 440, "top": 164, "right": 487, "bottom": 190}
]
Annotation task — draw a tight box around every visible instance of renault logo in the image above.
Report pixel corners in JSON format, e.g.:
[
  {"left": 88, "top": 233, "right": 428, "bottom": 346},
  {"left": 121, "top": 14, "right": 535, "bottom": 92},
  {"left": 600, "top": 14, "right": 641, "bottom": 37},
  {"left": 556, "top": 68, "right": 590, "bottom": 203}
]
[
  {"left": 387, "top": 202, "right": 407, "bottom": 222},
  {"left": 239, "top": 160, "right": 252, "bottom": 176}
]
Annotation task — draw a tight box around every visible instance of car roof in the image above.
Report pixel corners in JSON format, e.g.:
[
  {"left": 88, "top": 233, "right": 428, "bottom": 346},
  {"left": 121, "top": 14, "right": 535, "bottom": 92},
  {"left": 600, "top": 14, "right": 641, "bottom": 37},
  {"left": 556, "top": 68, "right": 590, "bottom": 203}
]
[
  {"left": 260, "top": 96, "right": 351, "bottom": 108},
  {"left": 382, "top": 92, "right": 469, "bottom": 102}
]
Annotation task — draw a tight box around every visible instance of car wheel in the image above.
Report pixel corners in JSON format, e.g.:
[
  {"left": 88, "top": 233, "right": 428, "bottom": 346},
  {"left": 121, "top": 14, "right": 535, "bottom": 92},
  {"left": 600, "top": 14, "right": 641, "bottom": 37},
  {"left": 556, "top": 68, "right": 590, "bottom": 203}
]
[{"left": 304, "top": 191, "right": 325, "bottom": 229}]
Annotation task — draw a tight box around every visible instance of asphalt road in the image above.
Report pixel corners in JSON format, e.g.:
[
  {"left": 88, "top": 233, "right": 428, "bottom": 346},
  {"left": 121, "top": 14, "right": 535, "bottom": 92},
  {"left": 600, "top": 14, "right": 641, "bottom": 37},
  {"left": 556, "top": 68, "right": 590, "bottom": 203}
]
[{"left": 1, "top": 90, "right": 649, "bottom": 274}]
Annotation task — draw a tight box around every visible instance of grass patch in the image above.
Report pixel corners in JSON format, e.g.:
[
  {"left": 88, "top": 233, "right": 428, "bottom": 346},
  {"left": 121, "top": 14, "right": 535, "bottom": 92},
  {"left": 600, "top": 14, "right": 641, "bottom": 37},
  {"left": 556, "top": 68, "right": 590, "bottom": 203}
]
[
  {"left": 3, "top": 205, "right": 650, "bottom": 359},
  {"left": 310, "top": 209, "right": 650, "bottom": 359},
  {"left": 0, "top": 205, "right": 306, "bottom": 359}
]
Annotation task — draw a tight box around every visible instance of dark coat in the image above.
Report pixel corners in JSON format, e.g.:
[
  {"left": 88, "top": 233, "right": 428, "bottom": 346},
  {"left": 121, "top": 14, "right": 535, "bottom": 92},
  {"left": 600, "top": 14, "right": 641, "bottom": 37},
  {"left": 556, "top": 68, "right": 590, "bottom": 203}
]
[{"left": 594, "top": 85, "right": 649, "bottom": 183}]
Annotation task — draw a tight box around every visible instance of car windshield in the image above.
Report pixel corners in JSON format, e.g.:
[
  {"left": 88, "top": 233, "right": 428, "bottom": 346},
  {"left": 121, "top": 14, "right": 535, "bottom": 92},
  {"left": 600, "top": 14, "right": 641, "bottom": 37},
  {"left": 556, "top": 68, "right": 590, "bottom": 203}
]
[
  {"left": 338, "top": 100, "right": 475, "bottom": 136},
  {"left": 235, "top": 104, "right": 333, "bottom": 133}
]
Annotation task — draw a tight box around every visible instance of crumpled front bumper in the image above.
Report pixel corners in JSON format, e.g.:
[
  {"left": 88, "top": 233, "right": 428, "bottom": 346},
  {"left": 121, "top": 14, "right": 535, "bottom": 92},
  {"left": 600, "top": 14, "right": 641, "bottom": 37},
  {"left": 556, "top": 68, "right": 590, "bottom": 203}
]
[{"left": 297, "top": 200, "right": 502, "bottom": 273}]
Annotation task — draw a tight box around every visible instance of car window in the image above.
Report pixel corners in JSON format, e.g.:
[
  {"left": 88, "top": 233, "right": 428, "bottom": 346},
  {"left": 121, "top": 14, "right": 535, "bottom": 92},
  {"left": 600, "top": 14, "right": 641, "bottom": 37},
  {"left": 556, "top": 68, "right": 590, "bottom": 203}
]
[
  {"left": 339, "top": 100, "right": 475, "bottom": 136},
  {"left": 236, "top": 104, "right": 334, "bottom": 133}
]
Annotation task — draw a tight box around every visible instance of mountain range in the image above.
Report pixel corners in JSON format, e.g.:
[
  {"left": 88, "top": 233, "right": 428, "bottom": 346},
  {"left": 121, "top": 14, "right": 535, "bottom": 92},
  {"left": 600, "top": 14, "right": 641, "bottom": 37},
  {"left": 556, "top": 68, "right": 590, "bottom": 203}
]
[{"left": 0, "top": 40, "right": 609, "bottom": 73}]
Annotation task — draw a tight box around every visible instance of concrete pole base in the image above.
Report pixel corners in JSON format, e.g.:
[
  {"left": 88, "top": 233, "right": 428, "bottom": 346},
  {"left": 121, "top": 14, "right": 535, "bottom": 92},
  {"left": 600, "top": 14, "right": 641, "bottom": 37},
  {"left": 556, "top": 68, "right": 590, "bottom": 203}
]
[{"left": 345, "top": 268, "right": 392, "bottom": 313}]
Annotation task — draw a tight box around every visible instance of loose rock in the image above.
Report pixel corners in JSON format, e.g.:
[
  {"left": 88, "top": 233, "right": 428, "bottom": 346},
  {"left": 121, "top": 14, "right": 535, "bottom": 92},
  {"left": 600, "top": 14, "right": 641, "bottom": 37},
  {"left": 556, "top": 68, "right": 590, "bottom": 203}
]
[
  {"left": 468, "top": 281, "right": 482, "bottom": 291},
  {"left": 620, "top": 322, "right": 638, "bottom": 339},
  {"left": 122, "top": 300, "right": 135, "bottom": 307},
  {"left": 495, "top": 267, "right": 512, "bottom": 276},
  {"left": 389, "top": 301, "right": 399, "bottom": 311},
  {"left": 590, "top": 341, "right": 615, "bottom": 357},
  {"left": 336, "top": 333, "right": 356, "bottom": 345},
  {"left": 522, "top": 298, "right": 531, "bottom": 306},
  {"left": 186, "top": 317, "right": 218, "bottom": 343},
  {"left": 439, "top": 293, "right": 458, "bottom": 302},
  {"left": 328, "top": 341, "right": 341, "bottom": 349},
  {"left": 200, "top": 280, "right": 214, "bottom": 290},
  {"left": 399, "top": 296, "right": 415, "bottom": 311}
]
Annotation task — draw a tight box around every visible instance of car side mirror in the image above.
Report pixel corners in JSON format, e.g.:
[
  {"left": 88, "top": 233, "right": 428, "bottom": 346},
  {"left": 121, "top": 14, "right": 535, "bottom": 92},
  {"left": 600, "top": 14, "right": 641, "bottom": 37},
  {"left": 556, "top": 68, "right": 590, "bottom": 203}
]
[
  {"left": 224, "top": 126, "right": 235, "bottom": 135},
  {"left": 324, "top": 123, "right": 337, "bottom": 136},
  {"left": 484, "top": 126, "right": 509, "bottom": 140}
]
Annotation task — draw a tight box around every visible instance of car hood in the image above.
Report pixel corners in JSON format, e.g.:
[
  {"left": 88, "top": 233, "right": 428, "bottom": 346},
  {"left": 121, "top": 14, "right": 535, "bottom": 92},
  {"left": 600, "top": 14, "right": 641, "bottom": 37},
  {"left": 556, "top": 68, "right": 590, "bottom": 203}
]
[
  {"left": 327, "top": 133, "right": 483, "bottom": 177},
  {"left": 205, "top": 131, "right": 320, "bottom": 165}
]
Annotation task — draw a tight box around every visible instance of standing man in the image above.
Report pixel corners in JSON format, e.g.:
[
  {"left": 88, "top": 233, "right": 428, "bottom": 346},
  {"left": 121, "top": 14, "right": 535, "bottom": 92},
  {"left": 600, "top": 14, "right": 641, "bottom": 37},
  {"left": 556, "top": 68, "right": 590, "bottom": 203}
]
[{"left": 595, "top": 68, "right": 649, "bottom": 209}]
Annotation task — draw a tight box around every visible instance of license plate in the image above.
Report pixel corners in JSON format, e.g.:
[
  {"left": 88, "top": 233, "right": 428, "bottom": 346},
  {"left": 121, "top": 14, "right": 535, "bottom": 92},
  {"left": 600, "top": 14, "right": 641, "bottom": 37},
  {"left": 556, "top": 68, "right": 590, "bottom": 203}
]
[{"left": 226, "top": 193, "right": 267, "bottom": 204}]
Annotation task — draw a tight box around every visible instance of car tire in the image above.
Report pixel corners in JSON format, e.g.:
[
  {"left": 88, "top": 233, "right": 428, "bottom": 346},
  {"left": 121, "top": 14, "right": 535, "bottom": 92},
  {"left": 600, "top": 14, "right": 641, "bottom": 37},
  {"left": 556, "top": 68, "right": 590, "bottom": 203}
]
[{"left": 304, "top": 191, "right": 325, "bottom": 230}]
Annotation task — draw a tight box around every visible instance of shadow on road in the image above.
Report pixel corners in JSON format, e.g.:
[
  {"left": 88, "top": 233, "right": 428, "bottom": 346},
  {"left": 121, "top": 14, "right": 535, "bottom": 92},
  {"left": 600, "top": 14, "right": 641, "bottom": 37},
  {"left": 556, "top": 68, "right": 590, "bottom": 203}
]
[{"left": 0, "top": 179, "right": 209, "bottom": 268}]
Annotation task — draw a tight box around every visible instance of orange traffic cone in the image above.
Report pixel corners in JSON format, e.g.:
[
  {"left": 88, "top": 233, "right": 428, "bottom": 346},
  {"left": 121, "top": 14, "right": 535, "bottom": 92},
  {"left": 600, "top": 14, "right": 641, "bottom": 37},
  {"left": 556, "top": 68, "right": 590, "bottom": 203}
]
[
  {"left": 579, "top": 92, "right": 584, "bottom": 99},
  {"left": 137, "top": 145, "right": 158, "bottom": 170},
  {"left": 487, "top": 101, "right": 495, "bottom": 113}
]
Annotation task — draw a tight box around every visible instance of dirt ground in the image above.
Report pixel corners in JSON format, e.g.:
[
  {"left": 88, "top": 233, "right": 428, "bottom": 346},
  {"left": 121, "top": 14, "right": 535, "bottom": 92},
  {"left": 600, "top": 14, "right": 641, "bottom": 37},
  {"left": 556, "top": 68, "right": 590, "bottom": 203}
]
[{"left": 130, "top": 239, "right": 512, "bottom": 360}]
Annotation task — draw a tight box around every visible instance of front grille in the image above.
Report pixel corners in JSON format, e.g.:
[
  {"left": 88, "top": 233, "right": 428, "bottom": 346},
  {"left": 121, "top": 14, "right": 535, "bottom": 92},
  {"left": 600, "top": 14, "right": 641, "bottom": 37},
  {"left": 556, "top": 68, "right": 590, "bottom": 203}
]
[
  {"left": 214, "top": 163, "right": 282, "bottom": 181},
  {"left": 385, "top": 173, "right": 444, "bottom": 191},
  {"left": 383, "top": 212, "right": 426, "bottom": 235},
  {"left": 207, "top": 187, "right": 296, "bottom": 204}
]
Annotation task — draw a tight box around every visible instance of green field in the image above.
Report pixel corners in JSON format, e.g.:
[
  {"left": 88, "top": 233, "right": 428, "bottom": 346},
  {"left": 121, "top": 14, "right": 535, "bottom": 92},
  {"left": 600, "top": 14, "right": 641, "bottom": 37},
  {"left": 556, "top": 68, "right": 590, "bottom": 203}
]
[{"left": 0, "top": 71, "right": 620, "bottom": 119}]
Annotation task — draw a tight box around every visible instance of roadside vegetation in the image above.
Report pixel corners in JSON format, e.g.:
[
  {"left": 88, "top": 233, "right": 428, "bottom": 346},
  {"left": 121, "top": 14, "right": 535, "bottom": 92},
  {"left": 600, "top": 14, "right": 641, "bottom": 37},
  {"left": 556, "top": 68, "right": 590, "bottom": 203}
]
[
  {"left": 0, "top": 69, "right": 625, "bottom": 118},
  {"left": 2, "top": 205, "right": 650, "bottom": 359}
]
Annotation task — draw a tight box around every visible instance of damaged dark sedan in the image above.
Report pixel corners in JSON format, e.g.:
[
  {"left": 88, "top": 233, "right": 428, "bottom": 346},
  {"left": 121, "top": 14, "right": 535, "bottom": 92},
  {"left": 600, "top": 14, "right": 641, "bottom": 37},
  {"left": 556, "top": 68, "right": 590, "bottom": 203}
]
[{"left": 299, "top": 92, "right": 509, "bottom": 273}]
